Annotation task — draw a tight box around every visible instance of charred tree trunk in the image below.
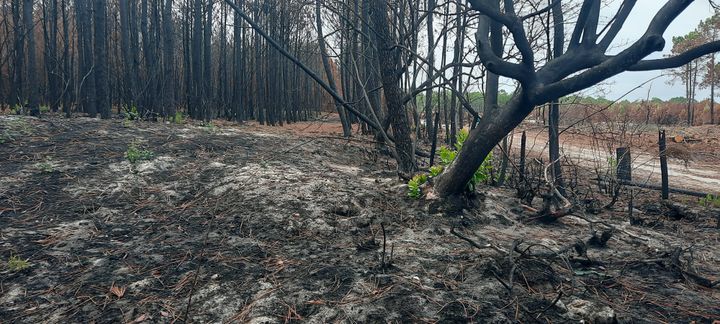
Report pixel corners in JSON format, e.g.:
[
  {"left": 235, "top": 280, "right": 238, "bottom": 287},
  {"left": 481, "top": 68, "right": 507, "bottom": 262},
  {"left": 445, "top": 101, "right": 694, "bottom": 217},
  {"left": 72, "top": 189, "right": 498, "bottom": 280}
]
[
  {"left": 23, "top": 0, "right": 39, "bottom": 116},
  {"left": 548, "top": 0, "right": 566, "bottom": 195},
  {"left": 191, "top": 0, "right": 203, "bottom": 119},
  {"left": 61, "top": 0, "right": 71, "bottom": 116},
  {"left": 423, "top": 0, "right": 436, "bottom": 141},
  {"left": 370, "top": 0, "right": 415, "bottom": 175},
  {"left": 315, "top": 0, "right": 352, "bottom": 137},
  {"left": 76, "top": 0, "right": 96, "bottom": 116},
  {"left": 94, "top": 0, "right": 110, "bottom": 119},
  {"left": 162, "top": 0, "right": 176, "bottom": 116},
  {"left": 43, "top": 0, "right": 60, "bottom": 112},
  {"left": 11, "top": 0, "right": 23, "bottom": 109}
]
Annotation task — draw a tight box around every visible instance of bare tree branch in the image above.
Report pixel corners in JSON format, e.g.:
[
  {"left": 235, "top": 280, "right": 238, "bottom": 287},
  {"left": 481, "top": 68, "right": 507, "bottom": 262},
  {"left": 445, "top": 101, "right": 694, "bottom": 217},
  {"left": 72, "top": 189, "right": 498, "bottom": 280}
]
[
  {"left": 597, "top": 0, "right": 637, "bottom": 50},
  {"left": 627, "top": 40, "right": 720, "bottom": 71}
]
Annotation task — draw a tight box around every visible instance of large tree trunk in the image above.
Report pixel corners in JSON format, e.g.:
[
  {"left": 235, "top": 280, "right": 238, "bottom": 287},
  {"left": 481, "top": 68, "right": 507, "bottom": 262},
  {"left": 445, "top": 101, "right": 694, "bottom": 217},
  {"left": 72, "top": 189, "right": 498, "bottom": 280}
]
[
  {"left": 76, "top": 0, "right": 96, "bottom": 116},
  {"left": 448, "top": 2, "right": 464, "bottom": 144},
  {"left": 232, "top": 0, "right": 244, "bottom": 120},
  {"left": 61, "top": 0, "right": 71, "bottom": 116},
  {"left": 191, "top": 0, "right": 203, "bottom": 119},
  {"left": 119, "top": 0, "right": 133, "bottom": 110},
  {"left": 315, "top": 0, "right": 352, "bottom": 137},
  {"left": 11, "top": 0, "right": 23, "bottom": 109},
  {"left": 423, "top": 0, "right": 436, "bottom": 141},
  {"left": 24, "top": 0, "right": 40, "bottom": 116},
  {"left": 435, "top": 93, "right": 533, "bottom": 196},
  {"left": 94, "top": 0, "right": 110, "bottom": 119},
  {"left": 162, "top": 0, "right": 175, "bottom": 116},
  {"left": 370, "top": 0, "right": 415, "bottom": 175},
  {"left": 203, "top": 0, "right": 213, "bottom": 120},
  {"left": 548, "top": 0, "right": 566, "bottom": 194},
  {"left": 43, "top": 0, "right": 60, "bottom": 112},
  {"left": 710, "top": 54, "right": 715, "bottom": 125}
]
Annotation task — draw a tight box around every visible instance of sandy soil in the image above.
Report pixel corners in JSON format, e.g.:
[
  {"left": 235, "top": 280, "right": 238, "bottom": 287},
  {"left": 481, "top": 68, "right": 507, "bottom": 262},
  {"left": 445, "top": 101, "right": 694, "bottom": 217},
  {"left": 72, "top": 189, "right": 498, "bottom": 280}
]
[
  {"left": 1, "top": 115, "right": 718, "bottom": 323},
  {"left": 513, "top": 125, "right": 720, "bottom": 195}
]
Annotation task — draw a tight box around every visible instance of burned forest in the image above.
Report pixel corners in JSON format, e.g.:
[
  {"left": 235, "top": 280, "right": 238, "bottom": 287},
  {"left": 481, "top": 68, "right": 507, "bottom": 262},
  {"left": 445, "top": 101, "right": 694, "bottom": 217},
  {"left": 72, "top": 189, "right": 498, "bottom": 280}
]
[{"left": 1, "top": 0, "right": 719, "bottom": 323}]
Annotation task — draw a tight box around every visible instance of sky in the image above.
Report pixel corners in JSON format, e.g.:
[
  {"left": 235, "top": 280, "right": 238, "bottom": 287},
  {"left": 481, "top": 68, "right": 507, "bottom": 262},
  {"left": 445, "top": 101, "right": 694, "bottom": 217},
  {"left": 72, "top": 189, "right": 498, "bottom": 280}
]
[{"left": 597, "top": 1, "right": 715, "bottom": 100}]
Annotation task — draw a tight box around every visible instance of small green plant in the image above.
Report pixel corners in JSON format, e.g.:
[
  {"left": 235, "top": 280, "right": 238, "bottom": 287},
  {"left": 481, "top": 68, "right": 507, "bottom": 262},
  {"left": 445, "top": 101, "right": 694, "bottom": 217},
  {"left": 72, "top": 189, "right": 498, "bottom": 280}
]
[
  {"left": 408, "top": 174, "right": 428, "bottom": 199},
  {"left": 202, "top": 122, "right": 217, "bottom": 133},
  {"left": 125, "top": 141, "right": 154, "bottom": 164},
  {"left": 437, "top": 128, "right": 493, "bottom": 191},
  {"left": 438, "top": 146, "right": 457, "bottom": 165},
  {"left": 7, "top": 255, "right": 30, "bottom": 272},
  {"left": 429, "top": 165, "right": 444, "bottom": 177},
  {"left": 700, "top": 194, "right": 720, "bottom": 208},
  {"left": 408, "top": 129, "right": 494, "bottom": 197},
  {"left": 173, "top": 111, "right": 185, "bottom": 124},
  {"left": 0, "top": 130, "right": 13, "bottom": 144},
  {"left": 10, "top": 103, "right": 25, "bottom": 114},
  {"left": 123, "top": 105, "right": 140, "bottom": 121},
  {"left": 39, "top": 105, "right": 50, "bottom": 113},
  {"left": 37, "top": 160, "right": 54, "bottom": 173}
]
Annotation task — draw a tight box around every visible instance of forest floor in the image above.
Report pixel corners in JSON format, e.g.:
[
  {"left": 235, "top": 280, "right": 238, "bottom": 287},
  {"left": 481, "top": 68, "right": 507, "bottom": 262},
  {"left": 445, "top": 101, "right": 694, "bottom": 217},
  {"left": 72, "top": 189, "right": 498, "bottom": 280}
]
[{"left": 1, "top": 114, "right": 719, "bottom": 323}]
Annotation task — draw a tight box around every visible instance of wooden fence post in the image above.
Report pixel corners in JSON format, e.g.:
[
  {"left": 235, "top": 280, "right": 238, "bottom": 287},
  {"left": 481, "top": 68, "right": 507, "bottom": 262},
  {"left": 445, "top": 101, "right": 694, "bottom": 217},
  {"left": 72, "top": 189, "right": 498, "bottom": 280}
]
[
  {"left": 659, "top": 130, "right": 669, "bottom": 200},
  {"left": 616, "top": 147, "right": 632, "bottom": 182},
  {"left": 520, "top": 131, "right": 527, "bottom": 182}
]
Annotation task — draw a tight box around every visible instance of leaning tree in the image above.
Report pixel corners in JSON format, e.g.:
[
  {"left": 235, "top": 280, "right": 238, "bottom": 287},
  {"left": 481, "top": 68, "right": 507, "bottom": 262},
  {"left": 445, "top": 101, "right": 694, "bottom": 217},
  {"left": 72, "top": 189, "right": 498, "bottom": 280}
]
[
  {"left": 223, "top": 0, "right": 720, "bottom": 196},
  {"left": 432, "top": 0, "right": 720, "bottom": 197}
]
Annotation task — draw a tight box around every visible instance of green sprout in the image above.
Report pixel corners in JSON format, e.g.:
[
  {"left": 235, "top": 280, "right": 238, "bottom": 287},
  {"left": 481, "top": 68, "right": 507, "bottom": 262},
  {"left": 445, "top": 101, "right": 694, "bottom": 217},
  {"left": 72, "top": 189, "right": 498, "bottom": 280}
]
[{"left": 7, "top": 255, "right": 30, "bottom": 272}]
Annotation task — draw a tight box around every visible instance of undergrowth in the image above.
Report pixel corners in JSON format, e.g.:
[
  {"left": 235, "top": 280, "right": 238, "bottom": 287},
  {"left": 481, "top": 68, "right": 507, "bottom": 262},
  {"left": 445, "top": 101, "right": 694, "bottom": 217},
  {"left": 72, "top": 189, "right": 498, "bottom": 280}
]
[
  {"left": 407, "top": 129, "right": 493, "bottom": 198},
  {"left": 126, "top": 141, "right": 154, "bottom": 164},
  {"left": 700, "top": 194, "right": 720, "bottom": 208}
]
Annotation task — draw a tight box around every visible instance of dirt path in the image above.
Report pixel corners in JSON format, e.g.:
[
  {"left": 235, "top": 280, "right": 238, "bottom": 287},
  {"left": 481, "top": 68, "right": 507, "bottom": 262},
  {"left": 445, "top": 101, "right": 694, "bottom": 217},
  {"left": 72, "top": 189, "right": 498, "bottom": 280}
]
[
  {"left": 1, "top": 116, "right": 718, "bottom": 323},
  {"left": 513, "top": 130, "right": 720, "bottom": 195}
]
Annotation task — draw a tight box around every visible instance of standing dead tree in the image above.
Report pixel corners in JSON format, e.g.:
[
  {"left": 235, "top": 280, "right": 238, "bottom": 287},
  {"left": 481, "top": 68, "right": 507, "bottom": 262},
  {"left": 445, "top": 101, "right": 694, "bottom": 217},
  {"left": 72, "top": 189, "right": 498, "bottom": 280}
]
[{"left": 432, "top": 0, "right": 720, "bottom": 197}]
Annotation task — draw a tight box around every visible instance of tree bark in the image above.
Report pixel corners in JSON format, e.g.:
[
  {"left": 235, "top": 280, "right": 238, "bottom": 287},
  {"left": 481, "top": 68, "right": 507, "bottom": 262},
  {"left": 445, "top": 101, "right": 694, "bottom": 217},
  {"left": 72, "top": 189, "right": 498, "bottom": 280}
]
[
  {"left": 11, "top": 0, "right": 23, "bottom": 109},
  {"left": 548, "top": 0, "right": 566, "bottom": 195},
  {"left": 370, "top": 0, "right": 416, "bottom": 175},
  {"left": 423, "top": 0, "right": 436, "bottom": 141},
  {"left": 24, "top": 0, "right": 40, "bottom": 116},
  {"left": 315, "top": 0, "right": 352, "bottom": 137},
  {"left": 162, "top": 0, "right": 176, "bottom": 116},
  {"left": 94, "top": 0, "right": 110, "bottom": 119},
  {"left": 435, "top": 93, "right": 533, "bottom": 195}
]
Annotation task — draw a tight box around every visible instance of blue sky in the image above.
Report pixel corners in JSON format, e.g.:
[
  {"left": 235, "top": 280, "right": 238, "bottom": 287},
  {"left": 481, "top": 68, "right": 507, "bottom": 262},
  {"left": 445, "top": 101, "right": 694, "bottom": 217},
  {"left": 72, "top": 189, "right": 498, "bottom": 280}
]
[{"left": 598, "top": 1, "right": 715, "bottom": 100}]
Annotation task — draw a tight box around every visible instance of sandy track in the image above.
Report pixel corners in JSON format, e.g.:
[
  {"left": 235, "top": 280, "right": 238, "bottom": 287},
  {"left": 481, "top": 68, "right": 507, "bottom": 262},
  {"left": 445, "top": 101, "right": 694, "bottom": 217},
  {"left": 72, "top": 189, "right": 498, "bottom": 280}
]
[{"left": 513, "top": 131, "right": 720, "bottom": 195}]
